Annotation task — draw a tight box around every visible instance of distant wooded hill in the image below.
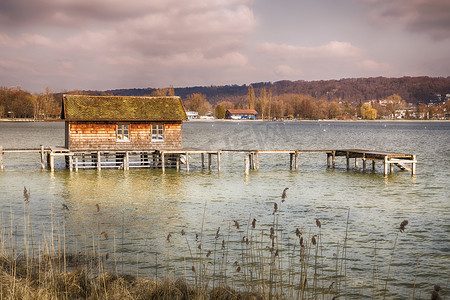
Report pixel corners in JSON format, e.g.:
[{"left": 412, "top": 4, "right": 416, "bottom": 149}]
[{"left": 102, "top": 76, "right": 450, "bottom": 105}]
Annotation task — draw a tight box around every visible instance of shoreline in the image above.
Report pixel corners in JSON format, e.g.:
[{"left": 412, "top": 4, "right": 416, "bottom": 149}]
[{"left": 1, "top": 118, "right": 448, "bottom": 123}]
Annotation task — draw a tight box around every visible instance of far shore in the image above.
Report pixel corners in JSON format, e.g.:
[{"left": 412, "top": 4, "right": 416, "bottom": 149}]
[{"left": 0, "top": 118, "right": 448, "bottom": 123}]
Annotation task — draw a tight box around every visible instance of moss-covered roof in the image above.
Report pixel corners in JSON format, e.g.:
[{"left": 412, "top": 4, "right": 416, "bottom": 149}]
[{"left": 62, "top": 95, "right": 187, "bottom": 121}]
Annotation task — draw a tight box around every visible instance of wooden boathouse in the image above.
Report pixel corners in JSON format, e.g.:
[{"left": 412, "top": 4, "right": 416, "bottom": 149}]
[{"left": 58, "top": 94, "right": 188, "bottom": 170}]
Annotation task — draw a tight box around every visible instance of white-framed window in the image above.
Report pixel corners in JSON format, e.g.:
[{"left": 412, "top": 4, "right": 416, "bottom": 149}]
[
  {"left": 151, "top": 124, "right": 164, "bottom": 141},
  {"left": 117, "top": 124, "right": 130, "bottom": 141}
]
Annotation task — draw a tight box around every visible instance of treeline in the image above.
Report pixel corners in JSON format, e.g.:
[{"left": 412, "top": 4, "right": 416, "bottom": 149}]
[
  {"left": 108, "top": 76, "right": 450, "bottom": 105},
  {"left": 0, "top": 87, "right": 60, "bottom": 119}
]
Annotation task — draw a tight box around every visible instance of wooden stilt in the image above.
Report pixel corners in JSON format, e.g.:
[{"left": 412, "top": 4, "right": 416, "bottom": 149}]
[
  {"left": 75, "top": 157, "right": 79, "bottom": 171},
  {"left": 289, "top": 153, "right": 293, "bottom": 170},
  {"left": 208, "top": 153, "right": 212, "bottom": 170},
  {"left": 346, "top": 152, "right": 350, "bottom": 170},
  {"left": 372, "top": 160, "right": 376, "bottom": 172},
  {"left": 49, "top": 153, "right": 55, "bottom": 171},
  {"left": 161, "top": 152, "right": 165, "bottom": 172},
  {"left": 244, "top": 156, "right": 249, "bottom": 175},
  {"left": 125, "top": 152, "right": 129, "bottom": 170},
  {"left": 362, "top": 158, "right": 367, "bottom": 172},
  {"left": 389, "top": 160, "right": 394, "bottom": 173},
  {"left": 383, "top": 157, "right": 388, "bottom": 176},
  {"left": 40, "top": 145, "right": 45, "bottom": 169},
  {"left": 217, "top": 152, "right": 221, "bottom": 171},
  {"left": 355, "top": 157, "right": 359, "bottom": 169},
  {"left": 327, "top": 153, "right": 331, "bottom": 168},
  {"left": 69, "top": 155, "right": 73, "bottom": 171},
  {"left": 176, "top": 155, "right": 180, "bottom": 171},
  {"left": 256, "top": 152, "right": 259, "bottom": 170},
  {"left": 0, "top": 146, "right": 3, "bottom": 170},
  {"left": 411, "top": 155, "right": 416, "bottom": 176},
  {"left": 295, "top": 152, "right": 299, "bottom": 170},
  {"left": 97, "top": 152, "right": 101, "bottom": 170},
  {"left": 186, "top": 152, "right": 190, "bottom": 171},
  {"left": 332, "top": 151, "right": 336, "bottom": 168},
  {"left": 201, "top": 153, "right": 205, "bottom": 169}
]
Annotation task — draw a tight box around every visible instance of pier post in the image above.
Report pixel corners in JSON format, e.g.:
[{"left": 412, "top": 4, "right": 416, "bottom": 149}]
[
  {"left": 295, "top": 151, "right": 299, "bottom": 170},
  {"left": 125, "top": 152, "right": 130, "bottom": 170},
  {"left": 186, "top": 152, "right": 190, "bottom": 172},
  {"left": 161, "top": 152, "right": 165, "bottom": 172},
  {"left": 355, "top": 158, "right": 358, "bottom": 169},
  {"left": 411, "top": 155, "right": 416, "bottom": 176},
  {"left": 372, "top": 160, "right": 376, "bottom": 172},
  {"left": 289, "top": 153, "right": 293, "bottom": 170},
  {"left": 49, "top": 153, "right": 55, "bottom": 171},
  {"left": 217, "top": 152, "right": 221, "bottom": 171},
  {"left": 346, "top": 152, "right": 350, "bottom": 170},
  {"left": 97, "top": 152, "right": 101, "bottom": 170},
  {"left": 332, "top": 151, "right": 336, "bottom": 168},
  {"left": 176, "top": 155, "right": 180, "bottom": 171},
  {"left": 201, "top": 153, "right": 205, "bottom": 169},
  {"left": 208, "top": 153, "right": 212, "bottom": 170},
  {"left": 0, "top": 146, "right": 3, "bottom": 170},
  {"left": 75, "top": 157, "right": 79, "bottom": 171},
  {"left": 327, "top": 153, "right": 330, "bottom": 168},
  {"left": 69, "top": 155, "right": 73, "bottom": 171},
  {"left": 40, "top": 145, "right": 45, "bottom": 169},
  {"left": 244, "top": 156, "right": 250, "bottom": 175},
  {"left": 362, "top": 158, "right": 367, "bottom": 172},
  {"left": 383, "top": 157, "right": 388, "bottom": 176}
]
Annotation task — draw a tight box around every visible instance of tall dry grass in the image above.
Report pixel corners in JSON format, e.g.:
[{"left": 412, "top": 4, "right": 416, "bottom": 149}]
[{"left": 0, "top": 186, "right": 444, "bottom": 300}]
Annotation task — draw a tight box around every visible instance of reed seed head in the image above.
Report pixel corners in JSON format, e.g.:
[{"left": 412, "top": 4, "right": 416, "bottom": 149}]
[
  {"left": 100, "top": 232, "right": 108, "bottom": 240},
  {"left": 295, "top": 228, "right": 301, "bottom": 237},
  {"left": 273, "top": 202, "right": 278, "bottom": 213},
  {"left": 215, "top": 227, "right": 220, "bottom": 239},
  {"left": 105, "top": 253, "right": 109, "bottom": 260},
  {"left": 252, "top": 218, "right": 256, "bottom": 229},
  {"left": 281, "top": 187, "right": 288, "bottom": 202},
  {"left": 399, "top": 220, "right": 408, "bottom": 232},
  {"left": 192, "top": 266, "right": 196, "bottom": 273},
  {"left": 181, "top": 229, "right": 185, "bottom": 236},
  {"left": 316, "top": 218, "right": 322, "bottom": 229},
  {"left": 222, "top": 239, "right": 225, "bottom": 249},
  {"left": 234, "top": 220, "right": 240, "bottom": 229},
  {"left": 166, "top": 233, "right": 172, "bottom": 242},
  {"left": 62, "top": 204, "right": 69, "bottom": 211},
  {"left": 95, "top": 204, "right": 100, "bottom": 212},
  {"left": 236, "top": 266, "right": 241, "bottom": 272},
  {"left": 23, "top": 186, "right": 30, "bottom": 203},
  {"left": 312, "top": 235, "right": 317, "bottom": 246},
  {"left": 206, "top": 250, "right": 211, "bottom": 257},
  {"left": 197, "top": 244, "right": 202, "bottom": 250}
]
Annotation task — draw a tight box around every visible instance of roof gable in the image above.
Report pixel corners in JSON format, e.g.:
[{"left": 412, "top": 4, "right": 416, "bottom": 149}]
[
  {"left": 62, "top": 95, "right": 187, "bottom": 121},
  {"left": 226, "top": 109, "right": 258, "bottom": 115}
]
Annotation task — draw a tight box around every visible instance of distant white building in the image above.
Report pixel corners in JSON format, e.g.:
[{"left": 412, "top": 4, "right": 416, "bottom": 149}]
[{"left": 186, "top": 111, "right": 199, "bottom": 120}]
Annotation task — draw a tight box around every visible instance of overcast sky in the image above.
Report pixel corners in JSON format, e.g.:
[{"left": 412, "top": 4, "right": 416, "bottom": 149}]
[{"left": 1, "top": 0, "right": 449, "bottom": 93}]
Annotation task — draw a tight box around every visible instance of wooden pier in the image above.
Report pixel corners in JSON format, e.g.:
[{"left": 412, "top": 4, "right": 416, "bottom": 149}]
[{"left": 0, "top": 146, "right": 417, "bottom": 176}]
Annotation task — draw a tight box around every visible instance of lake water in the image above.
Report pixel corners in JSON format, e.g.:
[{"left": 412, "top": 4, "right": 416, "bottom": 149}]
[{"left": 0, "top": 120, "right": 449, "bottom": 299}]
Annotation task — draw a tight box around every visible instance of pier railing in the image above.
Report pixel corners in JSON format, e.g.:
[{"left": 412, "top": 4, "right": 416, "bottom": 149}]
[{"left": 0, "top": 146, "right": 417, "bottom": 176}]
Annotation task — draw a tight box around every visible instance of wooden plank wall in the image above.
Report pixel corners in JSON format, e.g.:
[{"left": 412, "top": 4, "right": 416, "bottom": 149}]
[{"left": 66, "top": 121, "right": 182, "bottom": 151}]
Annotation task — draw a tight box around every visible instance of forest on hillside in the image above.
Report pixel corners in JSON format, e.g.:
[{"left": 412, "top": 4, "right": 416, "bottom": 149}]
[
  {"left": 1, "top": 76, "right": 449, "bottom": 120},
  {"left": 108, "top": 76, "right": 450, "bottom": 105}
]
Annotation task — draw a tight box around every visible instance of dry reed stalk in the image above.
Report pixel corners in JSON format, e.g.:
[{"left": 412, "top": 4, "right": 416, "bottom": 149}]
[{"left": 410, "top": 254, "right": 421, "bottom": 300}]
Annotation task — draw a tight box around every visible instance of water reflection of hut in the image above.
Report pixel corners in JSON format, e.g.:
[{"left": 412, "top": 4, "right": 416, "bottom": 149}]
[{"left": 61, "top": 95, "right": 187, "bottom": 151}]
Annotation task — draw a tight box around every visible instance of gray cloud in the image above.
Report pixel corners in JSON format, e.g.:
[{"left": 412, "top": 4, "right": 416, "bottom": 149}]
[{"left": 365, "top": 0, "right": 450, "bottom": 40}]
